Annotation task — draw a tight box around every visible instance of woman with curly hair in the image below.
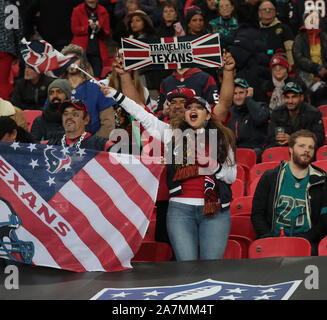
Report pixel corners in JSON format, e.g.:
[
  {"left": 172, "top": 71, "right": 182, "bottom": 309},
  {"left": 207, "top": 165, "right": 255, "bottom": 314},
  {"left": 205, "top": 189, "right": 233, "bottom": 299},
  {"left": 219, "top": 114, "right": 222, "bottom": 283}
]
[{"left": 101, "top": 85, "right": 236, "bottom": 261}]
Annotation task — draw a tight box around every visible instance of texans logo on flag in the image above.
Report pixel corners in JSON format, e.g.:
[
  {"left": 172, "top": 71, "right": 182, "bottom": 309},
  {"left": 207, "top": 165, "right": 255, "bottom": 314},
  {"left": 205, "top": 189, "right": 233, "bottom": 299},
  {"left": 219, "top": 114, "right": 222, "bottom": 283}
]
[{"left": 45, "top": 148, "right": 71, "bottom": 174}]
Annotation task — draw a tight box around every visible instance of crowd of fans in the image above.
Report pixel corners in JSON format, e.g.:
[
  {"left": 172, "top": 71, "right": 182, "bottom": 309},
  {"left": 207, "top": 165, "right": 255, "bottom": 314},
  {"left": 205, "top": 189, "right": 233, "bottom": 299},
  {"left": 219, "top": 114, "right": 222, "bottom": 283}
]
[{"left": 1, "top": 0, "right": 327, "bottom": 260}]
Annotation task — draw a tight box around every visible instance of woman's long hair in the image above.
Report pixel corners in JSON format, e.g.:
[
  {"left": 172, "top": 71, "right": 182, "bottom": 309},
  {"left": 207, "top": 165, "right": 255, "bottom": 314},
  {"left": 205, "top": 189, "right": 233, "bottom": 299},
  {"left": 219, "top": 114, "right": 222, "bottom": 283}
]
[
  {"left": 108, "top": 68, "right": 147, "bottom": 105},
  {"left": 170, "top": 113, "right": 236, "bottom": 166}
]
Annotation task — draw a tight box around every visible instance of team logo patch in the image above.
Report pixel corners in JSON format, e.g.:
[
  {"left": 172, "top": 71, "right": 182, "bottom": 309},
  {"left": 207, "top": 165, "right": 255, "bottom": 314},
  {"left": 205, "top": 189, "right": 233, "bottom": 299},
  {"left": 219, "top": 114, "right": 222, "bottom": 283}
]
[{"left": 91, "top": 278, "right": 302, "bottom": 300}]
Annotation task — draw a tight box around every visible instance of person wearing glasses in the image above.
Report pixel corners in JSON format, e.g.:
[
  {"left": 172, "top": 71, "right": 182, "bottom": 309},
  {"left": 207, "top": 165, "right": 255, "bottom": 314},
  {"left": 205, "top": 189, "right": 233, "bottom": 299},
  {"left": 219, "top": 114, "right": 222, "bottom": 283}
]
[
  {"left": 47, "top": 99, "right": 108, "bottom": 151},
  {"left": 258, "top": 0, "right": 295, "bottom": 72}
]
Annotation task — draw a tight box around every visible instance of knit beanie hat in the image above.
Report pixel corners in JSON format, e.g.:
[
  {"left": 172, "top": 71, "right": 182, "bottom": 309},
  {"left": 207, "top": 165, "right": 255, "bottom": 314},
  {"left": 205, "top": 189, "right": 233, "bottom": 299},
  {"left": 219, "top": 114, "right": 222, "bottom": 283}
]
[
  {"left": 185, "top": 6, "right": 203, "bottom": 24},
  {"left": 47, "top": 79, "right": 72, "bottom": 100},
  {"left": 269, "top": 53, "right": 289, "bottom": 70}
]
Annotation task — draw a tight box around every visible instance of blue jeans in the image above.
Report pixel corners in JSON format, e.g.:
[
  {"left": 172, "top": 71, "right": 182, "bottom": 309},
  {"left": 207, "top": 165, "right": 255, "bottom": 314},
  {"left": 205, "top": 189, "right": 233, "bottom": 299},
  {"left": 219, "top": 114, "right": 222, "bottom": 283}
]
[{"left": 166, "top": 201, "right": 231, "bottom": 261}]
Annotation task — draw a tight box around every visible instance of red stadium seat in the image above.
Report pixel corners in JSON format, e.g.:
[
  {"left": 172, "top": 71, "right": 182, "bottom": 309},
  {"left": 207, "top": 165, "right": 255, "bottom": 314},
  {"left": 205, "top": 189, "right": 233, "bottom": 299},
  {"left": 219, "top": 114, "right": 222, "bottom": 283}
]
[
  {"left": 246, "top": 176, "right": 261, "bottom": 196},
  {"left": 230, "top": 216, "right": 257, "bottom": 242},
  {"left": 236, "top": 148, "right": 257, "bottom": 180},
  {"left": 236, "top": 164, "right": 246, "bottom": 182},
  {"left": 231, "top": 178, "right": 245, "bottom": 199},
  {"left": 318, "top": 237, "right": 327, "bottom": 256},
  {"left": 23, "top": 110, "right": 42, "bottom": 131},
  {"left": 248, "top": 237, "right": 311, "bottom": 258},
  {"left": 230, "top": 196, "right": 253, "bottom": 216},
  {"left": 318, "top": 105, "right": 327, "bottom": 117},
  {"left": 230, "top": 216, "right": 257, "bottom": 257},
  {"left": 316, "top": 145, "right": 327, "bottom": 161},
  {"left": 261, "top": 147, "right": 289, "bottom": 162},
  {"left": 132, "top": 241, "right": 173, "bottom": 262},
  {"left": 248, "top": 162, "right": 280, "bottom": 184},
  {"left": 312, "top": 160, "right": 327, "bottom": 172},
  {"left": 322, "top": 117, "right": 327, "bottom": 144},
  {"left": 223, "top": 239, "right": 242, "bottom": 259}
]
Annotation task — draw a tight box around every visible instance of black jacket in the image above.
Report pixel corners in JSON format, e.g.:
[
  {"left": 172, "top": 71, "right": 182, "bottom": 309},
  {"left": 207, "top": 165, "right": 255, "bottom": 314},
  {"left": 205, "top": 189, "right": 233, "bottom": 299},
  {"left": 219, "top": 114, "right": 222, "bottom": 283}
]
[
  {"left": 251, "top": 161, "right": 327, "bottom": 244},
  {"left": 266, "top": 101, "right": 325, "bottom": 148},
  {"left": 228, "top": 97, "right": 269, "bottom": 149}
]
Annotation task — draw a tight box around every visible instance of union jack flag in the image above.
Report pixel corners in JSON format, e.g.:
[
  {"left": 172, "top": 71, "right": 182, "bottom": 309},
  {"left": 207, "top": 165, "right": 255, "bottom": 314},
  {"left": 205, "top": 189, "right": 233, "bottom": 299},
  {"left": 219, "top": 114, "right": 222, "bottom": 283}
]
[
  {"left": 122, "top": 33, "right": 222, "bottom": 71},
  {"left": 20, "top": 39, "right": 77, "bottom": 78},
  {"left": 0, "top": 143, "right": 163, "bottom": 272}
]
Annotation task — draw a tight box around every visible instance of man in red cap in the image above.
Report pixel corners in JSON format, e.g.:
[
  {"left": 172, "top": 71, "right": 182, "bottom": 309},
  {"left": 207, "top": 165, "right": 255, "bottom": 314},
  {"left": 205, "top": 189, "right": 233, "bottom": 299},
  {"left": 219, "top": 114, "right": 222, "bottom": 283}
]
[{"left": 47, "top": 99, "right": 108, "bottom": 151}]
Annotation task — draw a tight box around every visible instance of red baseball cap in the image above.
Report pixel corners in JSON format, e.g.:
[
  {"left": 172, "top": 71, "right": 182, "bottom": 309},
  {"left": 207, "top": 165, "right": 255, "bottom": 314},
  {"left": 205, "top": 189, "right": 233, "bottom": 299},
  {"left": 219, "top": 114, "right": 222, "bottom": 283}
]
[
  {"left": 58, "top": 99, "right": 89, "bottom": 114},
  {"left": 167, "top": 87, "right": 196, "bottom": 102}
]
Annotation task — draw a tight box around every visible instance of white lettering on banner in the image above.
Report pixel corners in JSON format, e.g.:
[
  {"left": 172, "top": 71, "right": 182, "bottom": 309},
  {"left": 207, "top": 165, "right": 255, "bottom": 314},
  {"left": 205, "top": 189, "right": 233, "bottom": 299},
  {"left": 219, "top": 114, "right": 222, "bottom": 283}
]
[{"left": 0, "top": 157, "right": 71, "bottom": 237}]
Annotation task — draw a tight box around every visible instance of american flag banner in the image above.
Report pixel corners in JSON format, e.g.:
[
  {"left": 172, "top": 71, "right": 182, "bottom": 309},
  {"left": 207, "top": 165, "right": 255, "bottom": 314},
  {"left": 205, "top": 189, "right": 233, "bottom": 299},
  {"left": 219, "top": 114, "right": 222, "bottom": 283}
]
[
  {"left": 0, "top": 143, "right": 164, "bottom": 272},
  {"left": 121, "top": 33, "right": 222, "bottom": 71},
  {"left": 20, "top": 38, "right": 77, "bottom": 78},
  {"left": 91, "top": 279, "right": 302, "bottom": 300}
]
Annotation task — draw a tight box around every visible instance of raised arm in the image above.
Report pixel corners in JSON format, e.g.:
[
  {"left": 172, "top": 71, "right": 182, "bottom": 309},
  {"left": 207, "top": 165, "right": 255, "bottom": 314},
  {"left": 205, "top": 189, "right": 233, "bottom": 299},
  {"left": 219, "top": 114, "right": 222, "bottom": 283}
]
[
  {"left": 213, "top": 50, "right": 235, "bottom": 123},
  {"left": 101, "top": 87, "right": 170, "bottom": 143}
]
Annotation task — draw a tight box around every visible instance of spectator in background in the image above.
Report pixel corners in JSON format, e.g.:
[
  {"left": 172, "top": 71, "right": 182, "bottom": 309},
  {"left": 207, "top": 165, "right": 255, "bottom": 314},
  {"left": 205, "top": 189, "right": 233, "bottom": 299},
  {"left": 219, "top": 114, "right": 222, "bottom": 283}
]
[
  {"left": 259, "top": 53, "right": 294, "bottom": 111},
  {"left": 0, "top": 98, "right": 28, "bottom": 132},
  {"left": 230, "top": 2, "right": 271, "bottom": 101},
  {"left": 112, "top": 0, "right": 140, "bottom": 44},
  {"left": 70, "top": 0, "right": 111, "bottom": 79},
  {"left": 23, "top": 0, "right": 84, "bottom": 52},
  {"left": 114, "top": 0, "right": 157, "bottom": 21},
  {"left": 47, "top": 99, "right": 108, "bottom": 151},
  {"left": 258, "top": 0, "right": 294, "bottom": 71},
  {"left": 126, "top": 10, "right": 160, "bottom": 93},
  {"left": 227, "top": 78, "right": 270, "bottom": 161},
  {"left": 30, "top": 79, "right": 70, "bottom": 142},
  {"left": 60, "top": 44, "right": 116, "bottom": 138},
  {"left": 10, "top": 64, "right": 53, "bottom": 110},
  {"left": 157, "top": 50, "right": 235, "bottom": 125},
  {"left": 185, "top": 6, "right": 208, "bottom": 36},
  {"left": 292, "top": 7, "right": 327, "bottom": 89},
  {"left": 192, "top": 0, "right": 220, "bottom": 28},
  {"left": 0, "top": 116, "right": 35, "bottom": 143},
  {"left": 266, "top": 81, "right": 325, "bottom": 148},
  {"left": 208, "top": 0, "right": 239, "bottom": 50},
  {"left": 252, "top": 129, "right": 327, "bottom": 255},
  {"left": 155, "top": 1, "right": 182, "bottom": 37},
  {"left": 0, "top": 0, "right": 24, "bottom": 100}
]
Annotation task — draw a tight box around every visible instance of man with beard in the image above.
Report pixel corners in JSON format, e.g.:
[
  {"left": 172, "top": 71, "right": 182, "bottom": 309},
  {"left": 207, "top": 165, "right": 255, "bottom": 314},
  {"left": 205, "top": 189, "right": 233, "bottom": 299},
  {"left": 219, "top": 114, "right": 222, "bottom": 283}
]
[
  {"left": 265, "top": 81, "right": 325, "bottom": 148},
  {"left": 30, "top": 79, "right": 70, "bottom": 142},
  {"left": 251, "top": 129, "right": 327, "bottom": 255},
  {"left": 47, "top": 99, "right": 108, "bottom": 151}
]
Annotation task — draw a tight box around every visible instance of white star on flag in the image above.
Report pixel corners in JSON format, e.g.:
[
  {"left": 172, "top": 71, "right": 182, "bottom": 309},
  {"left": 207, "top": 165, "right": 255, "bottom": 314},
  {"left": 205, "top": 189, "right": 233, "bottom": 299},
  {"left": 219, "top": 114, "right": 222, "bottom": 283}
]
[
  {"left": 27, "top": 144, "right": 37, "bottom": 152},
  {"left": 143, "top": 290, "right": 164, "bottom": 297},
  {"left": 227, "top": 288, "right": 248, "bottom": 294},
  {"left": 111, "top": 292, "right": 132, "bottom": 298},
  {"left": 219, "top": 294, "right": 240, "bottom": 300},
  {"left": 29, "top": 159, "right": 39, "bottom": 169},
  {"left": 253, "top": 294, "right": 275, "bottom": 300},
  {"left": 260, "top": 287, "right": 281, "bottom": 293},
  {"left": 46, "top": 177, "right": 56, "bottom": 186},
  {"left": 60, "top": 146, "right": 70, "bottom": 156},
  {"left": 76, "top": 148, "right": 86, "bottom": 157},
  {"left": 10, "top": 142, "right": 20, "bottom": 150}
]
